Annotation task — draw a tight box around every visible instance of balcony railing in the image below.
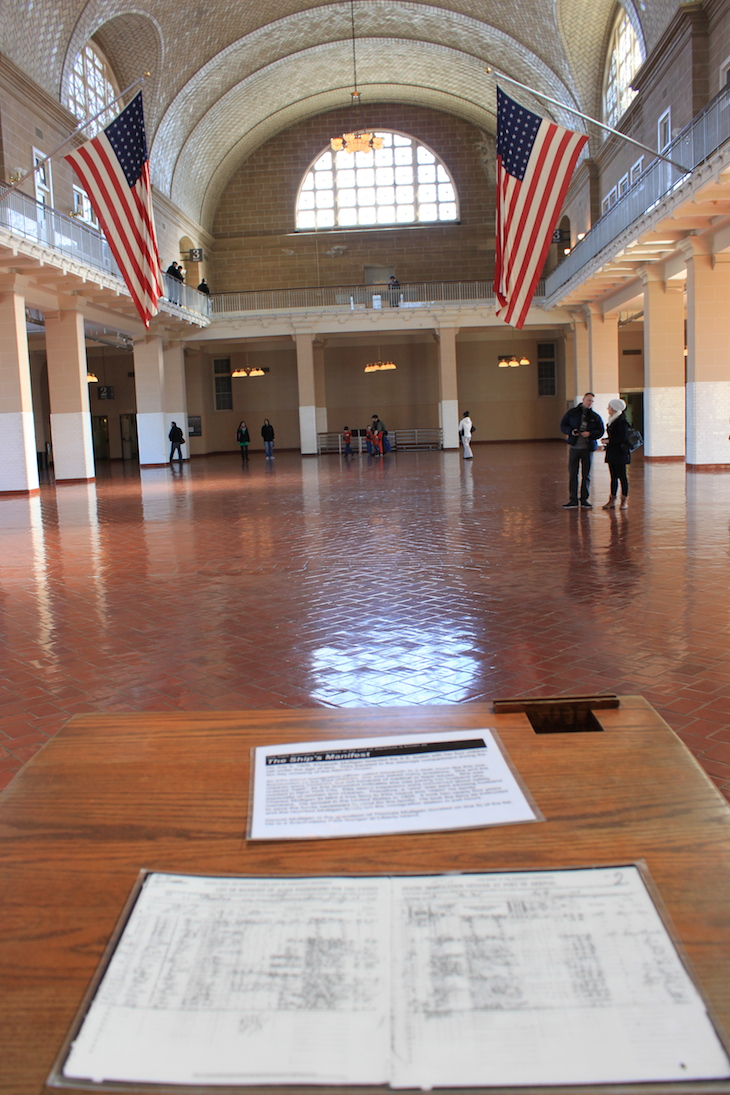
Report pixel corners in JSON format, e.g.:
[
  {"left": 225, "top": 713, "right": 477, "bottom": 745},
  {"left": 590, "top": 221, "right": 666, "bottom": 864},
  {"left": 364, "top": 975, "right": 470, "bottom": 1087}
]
[
  {"left": 211, "top": 280, "right": 545, "bottom": 314},
  {"left": 545, "top": 85, "right": 730, "bottom": 299},
  {"left": 0, "top": 186, "right": 210, "bottom": 320}
]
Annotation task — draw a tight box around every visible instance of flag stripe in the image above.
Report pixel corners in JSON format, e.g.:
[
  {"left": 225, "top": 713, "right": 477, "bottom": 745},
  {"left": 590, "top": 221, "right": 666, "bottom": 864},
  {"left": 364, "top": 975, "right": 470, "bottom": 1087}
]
[
  {"left": 64, "top": 93, "right": 161, "bottom": 327},
  {"left": 494, "top": 89, "right": 588, "bottom": 329}
]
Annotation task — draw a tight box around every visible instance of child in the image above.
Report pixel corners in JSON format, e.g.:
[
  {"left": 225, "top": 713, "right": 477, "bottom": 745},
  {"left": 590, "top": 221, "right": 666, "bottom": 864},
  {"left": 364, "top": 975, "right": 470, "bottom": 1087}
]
[{"left": 342, "top": 426, "right": 353, "bottom": 456}]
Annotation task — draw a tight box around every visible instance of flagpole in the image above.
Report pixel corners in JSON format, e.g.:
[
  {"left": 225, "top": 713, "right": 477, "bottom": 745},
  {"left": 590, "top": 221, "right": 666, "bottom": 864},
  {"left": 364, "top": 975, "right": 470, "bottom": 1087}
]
[
  {"left": 0, "top": 73, "right": 150, "bottom": 204},
  {"left": 486, "top": 66, "right": 692, "bottom": 174}
]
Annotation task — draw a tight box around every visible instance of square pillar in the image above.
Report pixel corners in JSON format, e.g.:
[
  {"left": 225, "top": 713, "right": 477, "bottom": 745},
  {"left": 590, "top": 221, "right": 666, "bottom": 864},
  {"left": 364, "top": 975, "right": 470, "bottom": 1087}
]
[
  {"left": 568, "top": 314, "right": 589, "bottom": 404},
  {"left": 0, "top": 291, "right": 39, "bottom": 493},
  {"left": 134, "top": 336, "right": 168, "bottom": 465},
  {"left": 313, "top": 338, "right": 328, "bottom": 436},
  {"left": 44, "top": 309, "right": 95, "bottom": 482},
  {"left": 295, "top": 332, "right": 318, "bottom": 454},
  {"left": 641, "top": 269, "right": 685, "bottom": 458},
  {"left": 437, "top": 325, "right": 459, "bottom": 449},
  {"left": 586, "top": 306, "right": 619, "bottom": 421},
  {"left": 163, "top": 341, "right": 188, "bottom": 459},
  {"left": 684, "top": 242, "right": 730, "bottom": 466}
]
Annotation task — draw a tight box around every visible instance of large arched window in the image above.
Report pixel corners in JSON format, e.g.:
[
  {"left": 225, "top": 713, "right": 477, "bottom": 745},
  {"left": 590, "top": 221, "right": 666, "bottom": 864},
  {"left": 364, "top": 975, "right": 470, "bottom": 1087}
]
[
  {"left": 68, "top": 41, "right": 120, "bottom": 137},
  {"left": 604, "top": 9, "right": 643, "bottom": 129},
  {"left": 295, "top": 132, "right": 459, "bottom": 231}
]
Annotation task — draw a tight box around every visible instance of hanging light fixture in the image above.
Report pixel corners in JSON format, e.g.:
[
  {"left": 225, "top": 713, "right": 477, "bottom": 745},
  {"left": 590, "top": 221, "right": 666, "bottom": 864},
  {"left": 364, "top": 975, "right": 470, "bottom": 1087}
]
[
  {"left": 364, "top": 344, "right": 396, "bottom": 372},
  {"left": 86, "top": 370, "right": 99, "bottom": 382},
  {"left": 497, "top": 353, "right": 530, "bottom": 368},
  {"left": 330, "top": 0, "right": 383, "bottom": 155}
]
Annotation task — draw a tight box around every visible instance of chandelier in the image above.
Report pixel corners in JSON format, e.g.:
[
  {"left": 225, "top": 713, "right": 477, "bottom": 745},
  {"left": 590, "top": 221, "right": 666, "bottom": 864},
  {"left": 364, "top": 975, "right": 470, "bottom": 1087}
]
[
  {"left": 498, "top": 355, "right": 530, "bottom": 368},
  {"left": 364, "top": 347, "right": 396, "bottom": 372},
  {"left": 330, "top": 1, "right": 383, "bottom": 155},
  {"left": 232, "top": 366, "right": 265, "bottom": 378}
]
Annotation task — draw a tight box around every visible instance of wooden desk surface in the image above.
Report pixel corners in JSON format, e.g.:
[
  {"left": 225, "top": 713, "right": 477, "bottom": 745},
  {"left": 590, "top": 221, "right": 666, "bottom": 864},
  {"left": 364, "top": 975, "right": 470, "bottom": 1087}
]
[{"left": 2, "top": 697, "right": 730, "bottom": 1095}]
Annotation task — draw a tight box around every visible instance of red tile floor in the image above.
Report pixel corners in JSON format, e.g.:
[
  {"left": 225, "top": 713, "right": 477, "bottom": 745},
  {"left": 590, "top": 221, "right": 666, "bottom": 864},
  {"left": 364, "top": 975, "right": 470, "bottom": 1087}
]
[{"left": 1, "top": 442, "right": 730, "bottom": 801}]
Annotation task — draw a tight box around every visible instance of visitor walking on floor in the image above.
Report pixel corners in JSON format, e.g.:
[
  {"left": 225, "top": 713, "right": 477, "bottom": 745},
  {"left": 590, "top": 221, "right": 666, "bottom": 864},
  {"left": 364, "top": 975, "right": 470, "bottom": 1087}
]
[
  {"left": 601, "top": 398, "right": 631, "bottom": 510},
  {"left": 559, "top": 393, "right": 604, "bottom": 509},
  {"left": 168, "top": 421, "right": 184, "bottom": 463},
  {"left": 459, "top": 411, "right": 475, "bottom": 459},
  {"left": 236, "top": 421, "right": 250, "bottom": 462},
  {"left": 261, "top": 419, "right": 275, "bottom": 458}
]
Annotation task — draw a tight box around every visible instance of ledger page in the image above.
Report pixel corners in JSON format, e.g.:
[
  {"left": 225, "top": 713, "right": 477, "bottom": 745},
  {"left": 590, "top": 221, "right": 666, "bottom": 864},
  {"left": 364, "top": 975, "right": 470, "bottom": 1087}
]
[
  {"left": 390, "top": 866, "right": 730, "bottom": 1088},
  {"left": 248, "top": 729, "right": 538, "bottom": 840},
  {"left": 62, "top": 873, "right": 391, "bottom": 1087}
]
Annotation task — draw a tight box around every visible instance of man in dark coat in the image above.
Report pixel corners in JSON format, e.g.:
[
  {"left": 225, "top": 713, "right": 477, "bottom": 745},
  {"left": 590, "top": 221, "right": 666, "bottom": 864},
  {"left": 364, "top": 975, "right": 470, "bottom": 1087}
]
[
  {"left": 169, "top": 421, "right": 184, "bottom": 463},
  {"left": 559, "top": 393, "right": 605, "bottom": 509}
]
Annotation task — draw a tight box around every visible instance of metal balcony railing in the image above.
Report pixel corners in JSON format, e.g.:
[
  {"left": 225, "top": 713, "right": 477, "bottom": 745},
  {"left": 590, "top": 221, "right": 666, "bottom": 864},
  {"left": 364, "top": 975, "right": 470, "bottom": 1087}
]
[
  {"left": 0, "top": 186, "right": 210, "bottom": 320},
  {"left": 317, "top": 428, "right": 443, "bottom": 454},
  {"left": 211, "top": 280, "right": 545, "bottom": 315},
  {"left": 545, "top": 85, "right": 730, "bottom": 299}
]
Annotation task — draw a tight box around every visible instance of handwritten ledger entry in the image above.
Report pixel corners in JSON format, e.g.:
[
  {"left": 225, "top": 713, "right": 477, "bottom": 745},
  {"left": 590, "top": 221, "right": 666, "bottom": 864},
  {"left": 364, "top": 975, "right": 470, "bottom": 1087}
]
[{"left": 58, "top": 867, "right": 730, "bottom": 1089}]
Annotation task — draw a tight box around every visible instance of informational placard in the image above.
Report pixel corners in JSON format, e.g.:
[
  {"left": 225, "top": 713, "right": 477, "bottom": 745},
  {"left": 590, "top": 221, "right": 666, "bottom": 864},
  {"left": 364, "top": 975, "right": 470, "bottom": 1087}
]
[
  {"left": 248, "top": 729, "right": 539, "bottom": 840},
  {"left": 54, "top": 866, "right": 730, "bottom": 1089}
]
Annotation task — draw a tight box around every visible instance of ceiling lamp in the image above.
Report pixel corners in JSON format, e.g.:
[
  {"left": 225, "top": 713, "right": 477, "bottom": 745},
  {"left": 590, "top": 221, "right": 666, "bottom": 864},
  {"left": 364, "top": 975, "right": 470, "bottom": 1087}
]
[
  {"left": 364, "top": 360, "right": 396, "bottom": 373},
  {"left": 86, "top": 370, "right": 99, "bottom": 383},
  {"left": 231, "top": 367, "right": 249, "bottom": 378},
  {"left": 330, "top": 1, "right": 383, "bottom": 155},
  {"left": 497, "top": 354, "right": 530, "bottom": 368}
]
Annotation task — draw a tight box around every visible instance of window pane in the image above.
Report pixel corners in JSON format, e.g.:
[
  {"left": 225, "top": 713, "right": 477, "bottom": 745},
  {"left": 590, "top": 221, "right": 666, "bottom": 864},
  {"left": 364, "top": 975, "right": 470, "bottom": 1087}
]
[
  {"left": 357, "top": 188, "right": 375, "bottom": 206},
  {"left": 418, "top": 184, "right": 437, "bottom": 202},
  {"left": 314, "top": 152, "right": 332, "bottom": 170},
  {"left": 438, "top": 203, "right": 457, "bottom": 220},
  {"left": 298, "top": 210, "right": 316, "bottom": 228},
  {"left": 338, "top": 207, "right": 358, "bottom": 226},
  {"left": 436, "top": 165, "right": 449, "bottom": 182},
  {"left": 376, "top": 186, "right": 395, "bottom": 204},
  {"left": 298, "top": 190, "right": 315, "bottom": 209},
  {"left": 377, "top": 206, "right": 397, "bottom": 223},
  {"left": 335, "top": 150, "right": 354, "bottom": 168},
  {"left": 375, "top": 167, "right": 394, "bottom": 185},
  {"left": 356, "top": 168, "right": 375, "bottom": 187},
  {"left": 300, "top": 174, "right": 314, "bottom": 190},
  {"left": 315, "top": 190, "right": 334, "bottom": 208},
  {"left": 396, "top": 205, "right": 415, "bottom": 222},
  {"left": 417, "top": 146, "right": 435, "bottom": 163},
  {"left": 316, "top": 209, "right": 335, "bottom": 227},
  {"left": 394, "top": 166, "right": 413, "bottom": 184},
  {"left": 336, "top": 169, "right": 356, "bottom": 188},
  {"left": 393, "top": 134, "right": 411, "bottom": 145},
  {"left": 418, "top": 164, "right": 436, "bottom": 183},
  {"left": 438, "top": 183, "right": 455, "bottom": 202},
  {"left": 314, "top": 171, "right": 333, "bottom": 189},
  {"left": 354, "top": 150, "right": 375, "bottom": 167},
  {"left": 374, "top": 148, "right": 393, "bottom": 166},
  {"left": 358, "top": 207, "right": 377, "bottom": 224},
  {"left": 376, "top": 132, "right": 392, "bottom": 146},
  {"left": 419, "top": 203, "right": 437, "bottom": 221},
  {"left": 337, "top": 188, "right": 357, "bottom": 207},
  {"left": 394, "top": 146, "right": 413, "bottom": 165},
  {"left": 395, "top": 185, "right": 414, "bottom": 204}
]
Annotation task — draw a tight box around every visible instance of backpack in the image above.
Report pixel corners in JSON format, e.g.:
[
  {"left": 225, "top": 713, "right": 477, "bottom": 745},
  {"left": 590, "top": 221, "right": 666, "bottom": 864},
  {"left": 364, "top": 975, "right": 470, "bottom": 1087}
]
[{"left": 626, "top": 427, "right": 643, "bottom": 452}]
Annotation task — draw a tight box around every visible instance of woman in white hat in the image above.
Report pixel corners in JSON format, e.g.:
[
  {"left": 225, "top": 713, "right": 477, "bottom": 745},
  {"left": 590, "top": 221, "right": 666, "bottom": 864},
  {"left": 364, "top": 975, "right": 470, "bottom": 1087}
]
[{"left": 601, "top": 398, "right": 631, "bottom": 509}]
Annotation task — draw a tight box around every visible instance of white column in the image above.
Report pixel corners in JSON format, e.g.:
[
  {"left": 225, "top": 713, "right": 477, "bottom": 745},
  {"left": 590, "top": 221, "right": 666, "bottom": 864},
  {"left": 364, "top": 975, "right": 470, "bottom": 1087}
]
[
  {"left": 641, "top": 269, "right": 685, "bottom": 458},
  {"left": 295, "top": 332, "right": 317, "bottom": 454},
  {"left": 568, "top": 313, "right": 590, "bottom": 405},
  {"left": 134, "top": 336, "right": 168, "bottom": 465},
  {"left": 313, "top": 338, "right": 328, "bottom": 436},
  {"left": 163, "top": 341, "right": 188, "bottom": 459},
  {"left": 437, "top": 325, "right": 459, "bottom": 449},
  {"left": 0, "top": 290, "right": 39, "bottom": 493},
  {"left": 44, "top": 309, "right": 95, "bottom": 481},
  {"left": 684, "top": 241, "right": 730, "bottom": 466},
  {"left": 586, "top": 306, "right": 619, "bottom": 424}
]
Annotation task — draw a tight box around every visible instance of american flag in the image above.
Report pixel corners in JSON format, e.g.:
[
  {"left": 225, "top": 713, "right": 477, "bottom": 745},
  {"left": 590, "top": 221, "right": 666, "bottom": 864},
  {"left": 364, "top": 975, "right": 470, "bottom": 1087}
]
[
  {"left": 494, "top": 88, "right": 588, "bottom": 329},
  {"left": 65, "top": 93, "right": 162, "bottom": 327}
]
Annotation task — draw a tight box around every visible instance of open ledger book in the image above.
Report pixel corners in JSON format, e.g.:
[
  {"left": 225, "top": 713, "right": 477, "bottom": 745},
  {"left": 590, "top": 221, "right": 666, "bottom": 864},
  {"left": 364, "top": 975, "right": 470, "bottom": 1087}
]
[{"left": 55, "top": 866, "right": 730, "bottom": 1089}]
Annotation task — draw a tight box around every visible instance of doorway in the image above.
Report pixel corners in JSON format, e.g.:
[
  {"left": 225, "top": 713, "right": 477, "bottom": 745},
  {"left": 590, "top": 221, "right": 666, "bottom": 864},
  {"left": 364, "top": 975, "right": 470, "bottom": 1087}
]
[
  {"left": 120, "top": 414, "right": 139, "bottom": 460},
  {"left": 91, "top": 415, "right": 109, "bottom": 460}
]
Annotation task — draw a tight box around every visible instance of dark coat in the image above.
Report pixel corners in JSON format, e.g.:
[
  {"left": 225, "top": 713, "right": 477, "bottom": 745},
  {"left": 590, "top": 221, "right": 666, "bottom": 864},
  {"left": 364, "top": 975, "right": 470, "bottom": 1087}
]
[
  {"left": 261, "top": 422, "right": 275, "bottom": 442},
  {"left": 559, "top": 404, "right": 605, "bottom": 451},
  {"left": 168, "top": 424, "right": 184, "bottom": 443},
  {"left": 236, "top": 426, "right": 250, "bottom": 444},
  {"left": 604, "top": 413, "right": 631, "bottom": 466}
]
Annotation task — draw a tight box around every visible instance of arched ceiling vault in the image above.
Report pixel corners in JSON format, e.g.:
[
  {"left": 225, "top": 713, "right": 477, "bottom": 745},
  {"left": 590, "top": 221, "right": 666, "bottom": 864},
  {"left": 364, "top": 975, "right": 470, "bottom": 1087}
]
[{"left": 0, "top": 0, "right": 687, "bottom": 232}]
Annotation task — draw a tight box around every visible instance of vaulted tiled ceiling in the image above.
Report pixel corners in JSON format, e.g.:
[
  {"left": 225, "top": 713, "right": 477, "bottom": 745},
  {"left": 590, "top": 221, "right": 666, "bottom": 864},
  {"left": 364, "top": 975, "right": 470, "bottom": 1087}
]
[{"left": 0, "top": 0, "right": 682, "bottom": 229}]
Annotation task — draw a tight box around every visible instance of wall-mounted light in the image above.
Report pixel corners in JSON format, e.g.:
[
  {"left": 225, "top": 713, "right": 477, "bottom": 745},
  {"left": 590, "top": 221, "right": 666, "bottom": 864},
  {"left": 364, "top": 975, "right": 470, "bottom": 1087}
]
[{"left": 577, "top": 232, "right": 586, "bottom": 241}]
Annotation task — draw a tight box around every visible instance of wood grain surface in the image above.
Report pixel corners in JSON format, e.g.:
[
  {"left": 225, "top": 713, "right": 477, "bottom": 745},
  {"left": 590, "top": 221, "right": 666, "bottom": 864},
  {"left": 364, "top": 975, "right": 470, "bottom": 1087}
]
[{"left": 2, "top": 697, "right": 730, "bottom": 1095}]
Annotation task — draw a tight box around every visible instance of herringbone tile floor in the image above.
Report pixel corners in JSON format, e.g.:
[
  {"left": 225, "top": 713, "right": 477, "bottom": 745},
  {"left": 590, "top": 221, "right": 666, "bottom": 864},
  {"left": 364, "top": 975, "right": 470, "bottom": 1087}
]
[{"left": 1, "top": 443, "right": 729, "bottom": 800}]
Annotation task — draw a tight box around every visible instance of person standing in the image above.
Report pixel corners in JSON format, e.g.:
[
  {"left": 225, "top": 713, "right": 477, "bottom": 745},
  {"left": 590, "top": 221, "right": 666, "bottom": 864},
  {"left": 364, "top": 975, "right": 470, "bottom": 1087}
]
[
  {"left": 168, "top": 421, "right": 184, "bottom": 463},
  {"left": 371, "top": 413, "right": 390, "bottom": 453},
  {"left": 342, "top": 426, "right": 353, "bottom": 456},
  {"left": 197, "top": 278, "right": 210, "bottom": 295},
  {"left": 601, "top": 398, "right": 631, "bottom": 510},
  {"left": 559, "top": 393, "right": 604, "bottom": 509},
  {"left": 236, "top": 421, "right": 250, "bottom": 462},
  {"left": 388, "top": 275, "right": 400, "bottom": 307},
  {"left": 261, "top": 418, "right": 275, "bottom": 458},
  {"left": 458, "top": 411, "right": 474, "bottom": 459}
]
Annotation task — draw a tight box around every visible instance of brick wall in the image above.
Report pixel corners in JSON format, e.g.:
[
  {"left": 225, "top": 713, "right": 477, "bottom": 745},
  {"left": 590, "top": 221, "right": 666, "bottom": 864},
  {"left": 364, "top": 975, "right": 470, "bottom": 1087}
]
[{"left": 210, "top": 103, "right": 495, "bottom": 292}]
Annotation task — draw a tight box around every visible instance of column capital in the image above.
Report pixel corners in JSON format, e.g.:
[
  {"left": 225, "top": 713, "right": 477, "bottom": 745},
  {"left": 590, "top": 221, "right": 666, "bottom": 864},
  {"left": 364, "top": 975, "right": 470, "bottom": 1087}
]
[{"left": 679, "top": 235, "right": 711, "bottom": 262}]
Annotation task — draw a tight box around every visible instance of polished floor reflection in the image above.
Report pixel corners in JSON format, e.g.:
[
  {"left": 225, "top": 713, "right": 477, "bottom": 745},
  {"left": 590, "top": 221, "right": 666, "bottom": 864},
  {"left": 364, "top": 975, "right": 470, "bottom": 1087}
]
[{"left": 1, "top": 444, "right": 730, "bottom": 800}]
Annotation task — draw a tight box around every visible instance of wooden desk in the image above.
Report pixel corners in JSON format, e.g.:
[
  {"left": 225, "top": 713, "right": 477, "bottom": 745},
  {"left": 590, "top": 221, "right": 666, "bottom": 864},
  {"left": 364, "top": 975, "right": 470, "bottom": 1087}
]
[{"left": 2, "top": 697, "right": 730, "bottom": 1094}]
